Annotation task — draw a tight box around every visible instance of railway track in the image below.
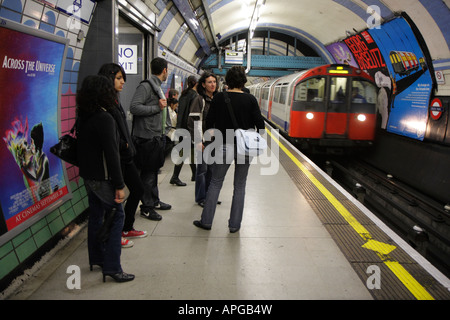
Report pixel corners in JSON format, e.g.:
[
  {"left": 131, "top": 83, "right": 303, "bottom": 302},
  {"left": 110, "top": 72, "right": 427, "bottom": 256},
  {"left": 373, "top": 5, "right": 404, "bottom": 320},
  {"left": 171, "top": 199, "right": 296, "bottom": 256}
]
[{"left": 320, "top": 156, "right": 450, "bottom": 278}]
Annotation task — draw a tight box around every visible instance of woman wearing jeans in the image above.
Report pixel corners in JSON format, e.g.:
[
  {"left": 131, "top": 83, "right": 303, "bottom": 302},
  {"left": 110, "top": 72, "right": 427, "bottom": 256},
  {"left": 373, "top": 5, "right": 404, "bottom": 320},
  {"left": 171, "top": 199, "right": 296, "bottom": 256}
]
[
  {"left": 76, "top": 75, "right": 134, "bottom": 283},
  {"left": 98, "top": 63, "right": 147, "bottom": 248},
  {"left": 193, "top": 66, "right": 265, "bottom": 233}
]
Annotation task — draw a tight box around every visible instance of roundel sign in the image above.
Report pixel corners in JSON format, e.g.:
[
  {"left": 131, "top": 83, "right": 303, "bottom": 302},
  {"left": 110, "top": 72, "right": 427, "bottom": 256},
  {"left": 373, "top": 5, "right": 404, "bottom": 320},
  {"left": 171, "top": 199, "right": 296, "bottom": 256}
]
[{"left": 430, "top": 98, "right": 443, "bottom": 120}]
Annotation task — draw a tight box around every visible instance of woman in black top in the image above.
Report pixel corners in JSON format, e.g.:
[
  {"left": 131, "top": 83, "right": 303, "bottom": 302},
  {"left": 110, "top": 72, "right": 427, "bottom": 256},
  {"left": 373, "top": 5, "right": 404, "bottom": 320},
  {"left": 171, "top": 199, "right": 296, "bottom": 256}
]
[
  {"left": 98, "top": 63, "right": 147, "bottom": 246},
  {"left": 193, "top": 66, "right": 265, "bottom": 233},
  {"left": 76, "top": 75, "right": 134, "bottom": 283}
]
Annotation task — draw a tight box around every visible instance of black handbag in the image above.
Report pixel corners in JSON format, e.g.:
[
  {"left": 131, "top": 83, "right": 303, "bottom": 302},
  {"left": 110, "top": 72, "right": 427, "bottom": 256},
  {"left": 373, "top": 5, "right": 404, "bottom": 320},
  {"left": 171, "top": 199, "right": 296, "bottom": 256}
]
[
  {"left": 50, "top": 122, "right": 78, "bottom": 166},
  {"left": 133, "top": 136, "right": 166, "bottom": 170}
]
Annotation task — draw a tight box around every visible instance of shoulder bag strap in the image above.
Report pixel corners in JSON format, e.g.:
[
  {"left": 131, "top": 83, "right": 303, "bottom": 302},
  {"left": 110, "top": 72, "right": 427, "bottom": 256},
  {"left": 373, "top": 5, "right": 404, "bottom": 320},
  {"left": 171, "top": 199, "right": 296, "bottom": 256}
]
[
  {"left": 70, "top": 118, "right": 78, "bottom": 136},
  {"left": 223, "top": 91, "right": 239, "bottom": 129}
]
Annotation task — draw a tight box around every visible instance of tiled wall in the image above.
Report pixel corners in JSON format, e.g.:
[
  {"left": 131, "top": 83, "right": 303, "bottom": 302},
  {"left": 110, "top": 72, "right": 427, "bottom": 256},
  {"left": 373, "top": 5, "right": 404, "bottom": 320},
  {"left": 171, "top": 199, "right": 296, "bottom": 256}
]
[{"left": 0, "top": 0, "right": 89, "bottom": 286}]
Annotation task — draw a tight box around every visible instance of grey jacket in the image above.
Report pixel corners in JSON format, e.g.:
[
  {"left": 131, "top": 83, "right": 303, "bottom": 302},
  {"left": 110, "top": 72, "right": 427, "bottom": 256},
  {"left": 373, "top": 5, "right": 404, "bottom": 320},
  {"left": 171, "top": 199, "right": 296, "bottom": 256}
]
[{"left": 130, "top": 75, "right": 170, "bottom": 139}]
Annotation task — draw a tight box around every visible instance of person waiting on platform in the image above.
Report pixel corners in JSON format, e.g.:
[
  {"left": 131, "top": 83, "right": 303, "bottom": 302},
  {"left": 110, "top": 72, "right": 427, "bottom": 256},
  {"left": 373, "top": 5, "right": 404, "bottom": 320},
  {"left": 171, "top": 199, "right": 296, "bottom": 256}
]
[
  {"left": 130, "top": 57, "right": 172, "bottom": 221},
  {"left": 193, "top": 66, "right": 265, "bottom": 233},
  {"left": 98, "top": 63, "right": 147, "bottom": 249},
  {"left": 165, "top": 89, "right": 179, "bottom": 158},
  {"left": 76, "top": 75, "right": 134, "bottom": 283},
  {"left": 170, "top": 76, "right": 198, "bottom": 184},
  {"left": 188, "top": 72, "right": 218, "bottom": 207}
]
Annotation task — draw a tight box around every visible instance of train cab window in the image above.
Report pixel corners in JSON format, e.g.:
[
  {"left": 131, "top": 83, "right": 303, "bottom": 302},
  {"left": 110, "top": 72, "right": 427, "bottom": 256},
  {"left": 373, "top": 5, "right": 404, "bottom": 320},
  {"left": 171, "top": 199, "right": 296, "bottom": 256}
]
[
  {"left": 294, "top": 77, "right": 325, "bottom": 102},
  {"left": 330, "top": 77, "right": 348, "bottom": 103},
  {"left": 351, "top": 80, "right": 377, "bottom": 104}
]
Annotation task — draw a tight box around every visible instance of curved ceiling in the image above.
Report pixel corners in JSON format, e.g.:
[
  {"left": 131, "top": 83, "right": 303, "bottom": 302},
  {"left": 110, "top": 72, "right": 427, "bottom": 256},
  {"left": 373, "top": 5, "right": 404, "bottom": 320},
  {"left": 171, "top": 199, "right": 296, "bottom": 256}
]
[{"left": 153, "top": 0, "right": 450, "bottom": 71}]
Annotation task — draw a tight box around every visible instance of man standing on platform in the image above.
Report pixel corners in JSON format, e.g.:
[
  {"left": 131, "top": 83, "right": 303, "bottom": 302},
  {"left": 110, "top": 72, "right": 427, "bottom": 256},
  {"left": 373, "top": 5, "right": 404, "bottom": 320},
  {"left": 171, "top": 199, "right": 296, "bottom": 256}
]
[{"left": 130, "top": 57, "right": 172, "bottom": 221}]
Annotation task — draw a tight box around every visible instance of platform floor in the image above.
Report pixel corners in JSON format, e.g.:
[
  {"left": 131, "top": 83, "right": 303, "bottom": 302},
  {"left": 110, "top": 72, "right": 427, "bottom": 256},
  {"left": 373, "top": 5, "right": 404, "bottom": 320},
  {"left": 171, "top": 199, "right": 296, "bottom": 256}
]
[{"left": 4, "top": 128, "right": 449, "bottom": 301}]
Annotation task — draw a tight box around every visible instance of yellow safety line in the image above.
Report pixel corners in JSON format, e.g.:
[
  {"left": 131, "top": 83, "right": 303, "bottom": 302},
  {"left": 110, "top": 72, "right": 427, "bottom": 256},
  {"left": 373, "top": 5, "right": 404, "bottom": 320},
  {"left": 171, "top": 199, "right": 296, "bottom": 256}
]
[{"left": 266, "top": 128, "right": 434, "bottom": 300}]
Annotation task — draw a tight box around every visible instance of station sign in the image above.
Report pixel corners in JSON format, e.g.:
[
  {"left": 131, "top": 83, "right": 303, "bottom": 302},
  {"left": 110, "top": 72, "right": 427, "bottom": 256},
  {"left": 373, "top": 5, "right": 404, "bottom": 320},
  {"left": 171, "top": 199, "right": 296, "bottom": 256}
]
[
  {"left": 118, "top": 45, "right": 138, "bottom": 75},
  {"left": 225, "top": 50, "right": 244, "bottom": 65},
  {"left": 36, "top": 0, "right": 96, "bottom": 24},
  {"left": 430, "top": 98, "right": 443, "bottom": 120},
  {"left": 435, "top": 71, "right": 445, "bottom": 85}
]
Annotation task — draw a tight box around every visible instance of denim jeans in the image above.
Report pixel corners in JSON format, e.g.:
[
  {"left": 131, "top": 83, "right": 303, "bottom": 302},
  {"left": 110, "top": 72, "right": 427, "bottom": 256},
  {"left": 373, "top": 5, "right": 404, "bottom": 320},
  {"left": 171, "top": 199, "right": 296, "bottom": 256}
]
[
  {"left": 195, "top": 150, "right": 212, "bottom": 203},
  {"left": 199, "top": 145, "right": 251, "bottom": 230},
  {"left": 85, "top": 180, "right": 124, "bottom": 274}
]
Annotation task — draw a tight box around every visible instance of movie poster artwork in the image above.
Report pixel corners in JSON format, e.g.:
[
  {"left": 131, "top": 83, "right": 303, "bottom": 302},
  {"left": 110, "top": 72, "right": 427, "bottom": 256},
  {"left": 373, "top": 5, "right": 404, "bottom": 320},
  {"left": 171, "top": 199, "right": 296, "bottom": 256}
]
[{"left": 0, "top": 22, "right": 70, "bottom": 239}]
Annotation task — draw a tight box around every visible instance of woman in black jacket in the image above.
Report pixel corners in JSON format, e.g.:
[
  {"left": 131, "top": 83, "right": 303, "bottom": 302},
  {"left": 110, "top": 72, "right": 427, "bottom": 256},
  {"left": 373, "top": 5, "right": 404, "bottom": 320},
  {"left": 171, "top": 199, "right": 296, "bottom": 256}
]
[
  {"left": 76, "top": 75, "right": 134, "bottom": 283},
  {"left": 98, "top": 63, "right": 147, "bottom": 247},
  {"left": 193, "top": 66, "right": 265, "bottom": 233}
]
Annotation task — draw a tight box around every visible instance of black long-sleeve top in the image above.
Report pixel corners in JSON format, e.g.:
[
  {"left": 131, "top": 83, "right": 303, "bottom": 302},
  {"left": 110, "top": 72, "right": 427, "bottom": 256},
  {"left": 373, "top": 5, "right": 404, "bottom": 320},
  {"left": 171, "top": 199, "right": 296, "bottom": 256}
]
[
  {"left": 205, "top": 91, "right": 265, "bottom": 135},
  {"left": 77, "top": 109, "right": 125, "bottom": 190},
  {"left": 109, "top": 102, "right": 136, "bottom": 164}
]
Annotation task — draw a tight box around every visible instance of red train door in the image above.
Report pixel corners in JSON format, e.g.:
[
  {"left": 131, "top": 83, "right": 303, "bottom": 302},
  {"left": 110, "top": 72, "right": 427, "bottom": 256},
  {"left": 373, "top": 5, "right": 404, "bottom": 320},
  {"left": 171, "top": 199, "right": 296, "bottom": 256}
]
[{"left": 325, "top": 76, "right": 349, "bottom": 137}]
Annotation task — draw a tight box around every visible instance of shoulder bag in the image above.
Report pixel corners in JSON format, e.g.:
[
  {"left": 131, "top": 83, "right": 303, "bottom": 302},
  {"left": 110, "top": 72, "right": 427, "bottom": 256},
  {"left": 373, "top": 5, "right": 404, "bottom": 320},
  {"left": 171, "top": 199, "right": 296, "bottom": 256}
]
[
  {"left": 223, "top": 92, "right": 267, "bottom": 157},
  {"left": 50, "top": 121, "right": 78, "bottom": 166}
]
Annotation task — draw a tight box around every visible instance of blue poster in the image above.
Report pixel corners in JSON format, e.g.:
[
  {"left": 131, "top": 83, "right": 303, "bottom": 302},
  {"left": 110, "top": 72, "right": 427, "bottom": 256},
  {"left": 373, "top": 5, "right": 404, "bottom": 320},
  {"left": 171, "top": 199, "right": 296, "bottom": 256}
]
[{"left": 368, "top": 17, "right": 433, "bottom": 140}]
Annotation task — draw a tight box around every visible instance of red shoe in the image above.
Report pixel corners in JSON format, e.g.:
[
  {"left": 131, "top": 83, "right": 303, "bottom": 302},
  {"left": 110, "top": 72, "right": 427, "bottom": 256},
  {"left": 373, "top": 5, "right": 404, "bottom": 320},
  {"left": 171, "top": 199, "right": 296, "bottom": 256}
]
[
  {"left": 122, "top": 229, "right": 148, "bottom": 238},
  {"left": 121, "top": 237, "right": 134, "bottom": 248}
]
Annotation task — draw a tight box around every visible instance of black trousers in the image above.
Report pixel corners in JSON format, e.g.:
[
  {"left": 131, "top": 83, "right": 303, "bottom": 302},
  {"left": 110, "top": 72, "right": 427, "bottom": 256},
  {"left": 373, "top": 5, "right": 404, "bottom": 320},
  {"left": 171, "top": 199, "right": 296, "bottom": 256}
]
[{"left": 122, "top": 161, "right": 144, "bottom": 231}]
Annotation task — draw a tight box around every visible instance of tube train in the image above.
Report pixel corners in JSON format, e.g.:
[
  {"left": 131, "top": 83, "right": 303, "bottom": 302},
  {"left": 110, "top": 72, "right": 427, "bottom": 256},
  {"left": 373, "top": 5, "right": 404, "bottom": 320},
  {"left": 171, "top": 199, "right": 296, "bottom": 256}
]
[{"left": 248, "top": 64, "right": 378, "bottom": 152}]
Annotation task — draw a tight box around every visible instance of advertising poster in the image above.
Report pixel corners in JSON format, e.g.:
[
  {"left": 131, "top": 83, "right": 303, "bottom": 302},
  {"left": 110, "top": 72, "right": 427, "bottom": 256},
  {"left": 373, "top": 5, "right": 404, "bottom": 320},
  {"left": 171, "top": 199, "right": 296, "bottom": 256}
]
[
  {"left": 341, "top": 16, "right": 433, "bottom": 140},
  {"left": 342, "top": 29, "right": 392, "bottom": 131},
  {"left": 367, "top": 17, "right": 432, "bottom": 140},
  {"left": 326, "top": 42, "right": 359, "bottom": 68},
  {"left": 0, "top": 20, "right": 70, "bottom": 240}
]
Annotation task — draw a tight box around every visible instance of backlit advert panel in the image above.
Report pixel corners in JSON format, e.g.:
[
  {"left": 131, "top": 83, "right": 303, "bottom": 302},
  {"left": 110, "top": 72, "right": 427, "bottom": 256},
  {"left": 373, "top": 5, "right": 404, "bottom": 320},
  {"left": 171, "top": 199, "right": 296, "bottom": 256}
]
[{"left": 0, "top": 19, "right": 71, "bottom": 243}]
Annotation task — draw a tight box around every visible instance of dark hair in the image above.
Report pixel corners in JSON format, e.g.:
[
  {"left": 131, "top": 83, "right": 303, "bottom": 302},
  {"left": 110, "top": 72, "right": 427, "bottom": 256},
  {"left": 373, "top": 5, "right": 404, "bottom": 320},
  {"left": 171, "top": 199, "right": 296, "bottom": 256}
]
[
  {"left": 181, "top": 75, "right": 197, "bottom": 96},
  {"left": 76, "top": 75, "right": 117, "bottom": 114},
  {"left": 225, "top": 66, "right": 247, "bottom": 89},
  {"left": 98, "top": 63, "right": 127, "bottom": 83},
  {"left": 168, "top": 89, "right": 179, "bottom": 99},
  {"left": 168, "top": 97, "right": 178, "bottom": 105},
  {"left": 150, "top": 57, "right": 168, "bottom": 75},
  {"left": 197, "top": 72, "right": 217, "bottom": 97}
]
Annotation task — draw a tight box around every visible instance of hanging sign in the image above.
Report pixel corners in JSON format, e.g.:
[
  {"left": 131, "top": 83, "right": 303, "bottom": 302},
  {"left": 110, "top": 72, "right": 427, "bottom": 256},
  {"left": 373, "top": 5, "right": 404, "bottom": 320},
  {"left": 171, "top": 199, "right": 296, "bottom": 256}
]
[{"left": 118, "top": 45, "right": 138, "bottom": 75}]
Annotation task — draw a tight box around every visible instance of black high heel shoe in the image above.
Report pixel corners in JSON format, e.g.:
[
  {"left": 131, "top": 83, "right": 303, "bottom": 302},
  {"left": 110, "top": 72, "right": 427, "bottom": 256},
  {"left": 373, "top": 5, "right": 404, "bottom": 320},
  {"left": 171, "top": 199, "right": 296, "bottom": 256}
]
[
  {"left": 90, "top": 263, "right": 103, "bottom": 271},
  {"left": 103, "top": 272, "right": 135, "bottom": 283}
]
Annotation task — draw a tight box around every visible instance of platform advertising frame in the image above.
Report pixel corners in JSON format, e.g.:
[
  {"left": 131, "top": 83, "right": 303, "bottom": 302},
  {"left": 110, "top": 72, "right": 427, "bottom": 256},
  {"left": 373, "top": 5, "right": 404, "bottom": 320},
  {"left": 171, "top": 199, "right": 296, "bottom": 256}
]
[
  {"left": 367, "top": 16, "right": 433, "bottom": 141},
  {"left": 329, "top": 15, "right": 434, "bottom": 141},
  {"left": 0, "top": 19, "right": 70, "bottom": 244}
]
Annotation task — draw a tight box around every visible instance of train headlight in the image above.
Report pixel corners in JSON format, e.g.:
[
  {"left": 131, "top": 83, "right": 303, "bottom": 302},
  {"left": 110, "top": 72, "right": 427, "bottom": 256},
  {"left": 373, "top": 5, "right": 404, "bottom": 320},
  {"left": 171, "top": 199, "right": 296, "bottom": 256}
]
[
  {"left": 306, "top": 112, "right": 314, "bottom": 120},
  {"left": 357, "top": 114, "right": 366, "bottom": 122}
]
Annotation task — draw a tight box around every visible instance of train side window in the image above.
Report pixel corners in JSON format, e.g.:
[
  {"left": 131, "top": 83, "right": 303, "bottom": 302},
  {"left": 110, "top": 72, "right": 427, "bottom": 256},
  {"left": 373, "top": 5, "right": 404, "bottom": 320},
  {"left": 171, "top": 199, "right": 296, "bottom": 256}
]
[
  {"left": 262, "top": 87, "right": 269, "bottom": 100},
  {"left": 280, "top": 86, "right": 288, "bottom": 105},
  {"left": 274, "top": 86, "right": 281, "bottom": 103},
  {"left": 351, "top": 80, "right": 377, "bottom": 104},
  {"left": 294, "top": 77, "right": 325, "bottom": 102}
]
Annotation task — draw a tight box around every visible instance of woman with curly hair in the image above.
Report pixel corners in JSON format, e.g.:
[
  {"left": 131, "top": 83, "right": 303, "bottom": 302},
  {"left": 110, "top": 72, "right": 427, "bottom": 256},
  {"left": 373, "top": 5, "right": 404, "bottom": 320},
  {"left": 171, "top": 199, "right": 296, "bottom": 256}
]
[{"left": 76, "top": 75, "right": 134, "bottom": 283}]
